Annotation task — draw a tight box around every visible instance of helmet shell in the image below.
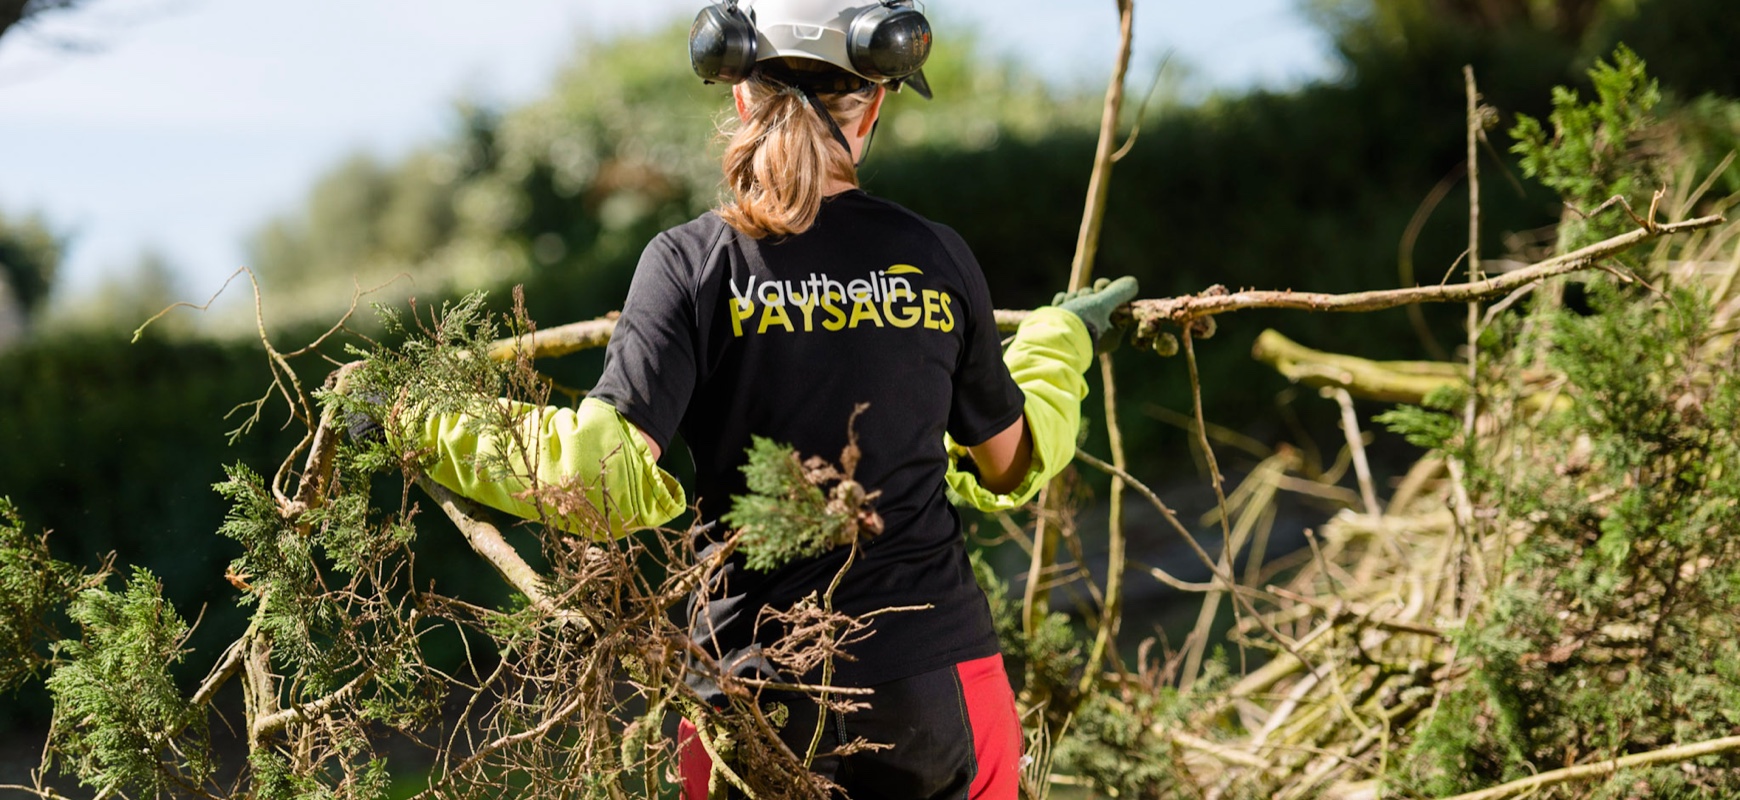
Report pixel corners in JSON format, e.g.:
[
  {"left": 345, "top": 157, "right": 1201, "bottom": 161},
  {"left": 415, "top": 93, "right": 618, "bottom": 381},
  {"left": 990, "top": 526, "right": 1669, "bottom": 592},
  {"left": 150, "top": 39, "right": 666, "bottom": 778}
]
[{"left": 743, "top": 0, "right": 928, "bottom": 83}]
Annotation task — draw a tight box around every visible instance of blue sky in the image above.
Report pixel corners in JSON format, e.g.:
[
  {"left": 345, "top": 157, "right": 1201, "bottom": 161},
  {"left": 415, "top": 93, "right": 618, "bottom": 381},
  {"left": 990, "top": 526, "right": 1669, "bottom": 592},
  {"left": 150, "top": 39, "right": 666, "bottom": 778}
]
[{"left": 0, "top": 1, "right": 1333, "bottom": 304}]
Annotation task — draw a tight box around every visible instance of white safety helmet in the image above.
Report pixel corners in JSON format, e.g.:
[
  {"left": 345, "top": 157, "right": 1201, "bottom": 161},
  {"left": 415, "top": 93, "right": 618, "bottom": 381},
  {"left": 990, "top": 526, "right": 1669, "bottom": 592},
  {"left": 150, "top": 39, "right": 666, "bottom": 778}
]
[{"left": 689, "top": 0, "right": 933, "bottom": 98}]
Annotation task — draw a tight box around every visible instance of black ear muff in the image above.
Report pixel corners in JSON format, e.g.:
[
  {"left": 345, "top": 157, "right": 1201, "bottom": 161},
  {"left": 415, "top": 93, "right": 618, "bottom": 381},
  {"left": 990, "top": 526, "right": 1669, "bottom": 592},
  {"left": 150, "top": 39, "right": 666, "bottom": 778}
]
[
  {"left": 690, "top": 2, "right": 758, "bottom": 85},
  {"left": 846, "top": 3, "right": 931, "bottom": 82}
]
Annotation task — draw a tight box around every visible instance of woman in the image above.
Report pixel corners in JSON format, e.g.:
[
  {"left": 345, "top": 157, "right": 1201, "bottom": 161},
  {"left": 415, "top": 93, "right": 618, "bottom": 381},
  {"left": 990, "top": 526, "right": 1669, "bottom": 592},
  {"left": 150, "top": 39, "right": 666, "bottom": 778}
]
[{"left": 413, "top": 1, "right": 1137, "bottom": 796}]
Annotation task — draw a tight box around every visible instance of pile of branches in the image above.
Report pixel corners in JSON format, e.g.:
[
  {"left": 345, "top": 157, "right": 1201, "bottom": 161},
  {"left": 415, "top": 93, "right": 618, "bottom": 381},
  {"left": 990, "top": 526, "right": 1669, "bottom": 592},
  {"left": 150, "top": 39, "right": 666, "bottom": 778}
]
[
  {"left": 999, "top": 50, "right": 1740, "bottom": 800},
  {"left": 4, "top": 287, "right": 899, "bottom": 800}
]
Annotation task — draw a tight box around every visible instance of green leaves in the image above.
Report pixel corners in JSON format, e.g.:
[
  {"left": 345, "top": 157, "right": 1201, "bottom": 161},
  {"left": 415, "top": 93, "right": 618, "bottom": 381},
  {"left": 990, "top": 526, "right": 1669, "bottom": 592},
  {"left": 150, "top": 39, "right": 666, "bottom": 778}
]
[
  {"left": 0, "top": 497, "right": 87, "bottom": 693},
  {"left": 46, "top": 567, "right": 211, "bottom": 796},
  {"left": 1389, "top": 47, "right": 1740, "bottom": 796},
  {"left": 725, "top": 436, "right": 872, "bottom": 573},
  {"left": 1511, "top": 44, "right": 1665, "bottom": 252}
]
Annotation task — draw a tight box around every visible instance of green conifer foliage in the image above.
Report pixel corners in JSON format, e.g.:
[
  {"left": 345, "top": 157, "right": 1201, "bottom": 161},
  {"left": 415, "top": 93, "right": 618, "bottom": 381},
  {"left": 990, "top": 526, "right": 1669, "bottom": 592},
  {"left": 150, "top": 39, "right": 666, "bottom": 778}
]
[
  {"left": 1511, "top": 44, "right": 1666, "bottom": 252},
  {"left": 0, "top": 497, "right": 89, "bottom": 693},
  {"left": 1383, "top": 47, "right": 1740, "bottom": 796},
  {"left": 45, "top": 568, "right": 212, "bottom": 797},
  {"left": 724, "top": 432, "right": 883, "bottom": 574}
]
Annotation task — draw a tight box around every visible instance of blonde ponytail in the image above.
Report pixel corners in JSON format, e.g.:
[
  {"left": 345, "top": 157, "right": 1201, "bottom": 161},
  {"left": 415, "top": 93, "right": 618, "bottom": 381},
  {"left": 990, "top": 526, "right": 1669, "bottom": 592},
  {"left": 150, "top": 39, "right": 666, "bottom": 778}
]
[{"left": 717, "top": 78, "right": 876, "bottom": 240}]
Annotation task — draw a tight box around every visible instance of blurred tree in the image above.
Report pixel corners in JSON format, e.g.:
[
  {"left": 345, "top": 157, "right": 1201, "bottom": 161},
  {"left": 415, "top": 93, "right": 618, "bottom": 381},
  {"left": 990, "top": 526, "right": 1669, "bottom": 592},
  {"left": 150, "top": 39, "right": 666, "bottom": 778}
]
[
  {"left": 1309, "top": 0, "right": 1642, "bottom": 56},
  {"left": 1601, "top": 0, "right": 1740, "bottom": 99},
  {"left": 0, "top": 0, "right": 93, "bottom": 43},
  {"left": 0, "top": 210, "right": 63, "bottom": 329},
  {"left": 41, "top": 249, "right": 187, "bottom": 337}
]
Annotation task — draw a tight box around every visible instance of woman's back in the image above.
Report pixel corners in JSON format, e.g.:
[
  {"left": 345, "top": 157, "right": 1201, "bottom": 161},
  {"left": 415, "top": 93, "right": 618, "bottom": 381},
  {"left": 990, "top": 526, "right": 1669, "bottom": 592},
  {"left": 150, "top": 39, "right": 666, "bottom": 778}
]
[{"left": 591, "top": 189, "right": 1021, "bottom": 690}]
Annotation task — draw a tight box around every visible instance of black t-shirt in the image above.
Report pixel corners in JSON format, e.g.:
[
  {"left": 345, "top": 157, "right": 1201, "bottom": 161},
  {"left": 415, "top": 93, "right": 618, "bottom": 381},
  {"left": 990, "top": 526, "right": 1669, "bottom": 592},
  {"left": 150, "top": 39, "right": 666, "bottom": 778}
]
[{"left": 590, "top": 190, "right": 1025, "bottom": 690}]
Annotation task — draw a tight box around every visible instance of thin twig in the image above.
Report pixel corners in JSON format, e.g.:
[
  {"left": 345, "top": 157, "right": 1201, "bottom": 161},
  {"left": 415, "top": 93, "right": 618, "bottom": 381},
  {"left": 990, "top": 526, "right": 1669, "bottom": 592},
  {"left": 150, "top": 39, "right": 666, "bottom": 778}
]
[
  {"left": 1180, "top": 327, "right": 1236, "bottom": 690},
  {"left": 1067, "top": 0, "right": 1136, "bottom": 291},
  {"left": 1328, "top": 388, "right": 1381, "bottom": 519},
  {"left": 1079, "top": 352, "right": 1130, "bottom": 695}
]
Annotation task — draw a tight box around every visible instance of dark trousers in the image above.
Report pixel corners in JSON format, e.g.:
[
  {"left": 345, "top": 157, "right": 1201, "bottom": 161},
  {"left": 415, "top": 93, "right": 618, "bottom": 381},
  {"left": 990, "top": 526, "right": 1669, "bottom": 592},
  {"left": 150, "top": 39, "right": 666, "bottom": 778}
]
[{"left": 678, "top": 653, "right": 1021, "bottom": 800}]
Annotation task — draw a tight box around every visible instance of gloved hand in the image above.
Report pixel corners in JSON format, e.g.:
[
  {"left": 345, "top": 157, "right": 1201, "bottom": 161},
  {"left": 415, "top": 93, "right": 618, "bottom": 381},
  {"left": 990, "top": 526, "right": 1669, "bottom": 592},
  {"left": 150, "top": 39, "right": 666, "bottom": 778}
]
[
  {"left": 1052, "top": 276, "right": 1139, "bottom": 344},
  {"left": 345, "top": 396, "right": 387, "bottom": 444},
  {"left": 328, "top": 361, "right": 387, "bottom": 444}
]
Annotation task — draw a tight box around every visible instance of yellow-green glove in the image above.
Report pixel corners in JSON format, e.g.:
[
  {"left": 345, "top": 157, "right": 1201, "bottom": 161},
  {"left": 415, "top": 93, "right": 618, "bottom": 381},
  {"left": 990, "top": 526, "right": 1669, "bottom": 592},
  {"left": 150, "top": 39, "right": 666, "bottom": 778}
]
[
  {"left": 414, "top": 397, "right": 686, "bottom": 541},
  {"left": 945, "top": 307, "right": 1094, "bottom": 511}
]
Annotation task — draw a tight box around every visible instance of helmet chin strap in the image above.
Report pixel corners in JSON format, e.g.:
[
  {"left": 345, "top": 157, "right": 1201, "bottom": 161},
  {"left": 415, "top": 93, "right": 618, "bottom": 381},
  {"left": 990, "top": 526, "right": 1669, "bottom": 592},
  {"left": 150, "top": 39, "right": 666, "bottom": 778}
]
[{"left": 801, "top": 86, "right": 865, "bottom": 167}]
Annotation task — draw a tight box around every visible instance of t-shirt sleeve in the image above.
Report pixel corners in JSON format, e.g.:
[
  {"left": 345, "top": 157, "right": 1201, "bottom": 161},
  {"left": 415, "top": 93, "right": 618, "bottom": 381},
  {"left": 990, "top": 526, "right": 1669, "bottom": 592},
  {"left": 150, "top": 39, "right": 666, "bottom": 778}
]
[
  {"left": 938, "top": 225, "right": 1026, "bottom": 447},
  {"left": 589, "top": 233, "right": 698, "bottom": 453}
]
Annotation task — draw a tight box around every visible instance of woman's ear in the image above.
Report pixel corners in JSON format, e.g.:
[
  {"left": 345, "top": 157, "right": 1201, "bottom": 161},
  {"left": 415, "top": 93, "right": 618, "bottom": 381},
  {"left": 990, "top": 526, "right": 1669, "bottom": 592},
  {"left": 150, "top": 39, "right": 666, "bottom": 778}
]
[
  {"left": 856, "top": 85, "right": 888, "bottom": 137},
  {"left": 733, "top": 83, "right": 751, "bottom": 123}
]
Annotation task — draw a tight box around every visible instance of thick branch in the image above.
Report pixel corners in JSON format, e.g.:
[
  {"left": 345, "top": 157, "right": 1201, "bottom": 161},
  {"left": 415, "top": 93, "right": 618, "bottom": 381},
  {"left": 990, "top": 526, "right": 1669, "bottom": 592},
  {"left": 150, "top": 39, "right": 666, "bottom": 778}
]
[
  {"left": 486, "top": 316, "right": 617, "bottom": 361},
  {"left": 1252, "top": 329, "right": 1462, "bottom": 404},
  {"left": 417, "top": 477, "right": 555, "bottom": 609},
  {"left": 1441, "top": 735, "right": 1740, "bottom": 800},
  {"left": 190, "top": 638, "right": 245, "bottom": 708},
  {"left": 285, "top": 411, "right": 341, "bottom": 520},
  {"left": 488, "top": 217, "right": 1721, "bottom": 361},
  {"left": 1166, "top": 730, "right": 1270, "bottom": 770}
]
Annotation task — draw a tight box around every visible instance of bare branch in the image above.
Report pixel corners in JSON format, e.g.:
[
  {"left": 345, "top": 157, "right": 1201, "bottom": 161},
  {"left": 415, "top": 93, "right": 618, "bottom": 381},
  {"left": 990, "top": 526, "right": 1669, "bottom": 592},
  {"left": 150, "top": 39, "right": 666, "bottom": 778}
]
[
  {"left": 1066, "top": 0, "right": 1136, "bottom": 291},
  {"left": 485, "top": 315, "right": 618, "bottom": 361},
  {"left": 417, "top": 477, "right": 557, "bottom": 612},
  {"left": 189, "top": 638, "right": 245, "bottom": 708},
  {"left": 487, "top": 216, "right": 1724, "bottom": 362},
  {"left": 251, "top": 666, "right": 373, "bottom": 739},
  {"left": 1440, "top": 735, "right": 1740, "bottom": 800},
  {"left": 1253, "top": 329, "right": 1462, "bottom": 404},
  {"left": 1128, "top": 215, "right": 1723, "bottom": 325}
]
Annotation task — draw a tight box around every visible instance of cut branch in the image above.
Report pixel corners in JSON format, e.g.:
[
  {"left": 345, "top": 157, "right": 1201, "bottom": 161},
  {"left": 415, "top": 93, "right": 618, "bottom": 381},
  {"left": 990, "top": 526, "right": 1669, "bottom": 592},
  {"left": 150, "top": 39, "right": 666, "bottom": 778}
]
[
  {"left": 1128, "top": 215, "right": 1723, "bottom": 325},
  {"left": 418, "top": 477, "right": 554, "bottom": 609},
  {"left": 487, "top": 217, "right": 1723, "bottom": 361},
  {"left": 1252, "top": 329, "right": 1461, "bottom": 404},
  {"left": 190, "top": 638, "right": 245, "bottom": 708},
  {"left": 486, "top": 315, "right": 618, "bottom": 361}
]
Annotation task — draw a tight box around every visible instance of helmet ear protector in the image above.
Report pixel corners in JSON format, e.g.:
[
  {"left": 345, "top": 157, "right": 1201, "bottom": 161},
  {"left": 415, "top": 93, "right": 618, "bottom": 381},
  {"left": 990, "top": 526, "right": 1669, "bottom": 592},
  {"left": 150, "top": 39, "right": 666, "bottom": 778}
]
[
  {"left": 846, "top": 2, "right": 930, "bottom": 84},
  {"left": 689, "top": 1, "right": 759, "bottom": 86},
  {"left": 689, "top": 0, "right": 932, "bottom": 90}
]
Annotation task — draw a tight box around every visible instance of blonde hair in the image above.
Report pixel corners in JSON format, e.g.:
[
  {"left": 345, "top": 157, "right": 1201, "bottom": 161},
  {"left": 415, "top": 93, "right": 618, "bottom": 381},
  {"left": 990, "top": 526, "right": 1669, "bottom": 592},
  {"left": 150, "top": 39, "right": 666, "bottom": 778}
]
[{"left": 717, "top": 71, "right": 878, "bottom": 240}]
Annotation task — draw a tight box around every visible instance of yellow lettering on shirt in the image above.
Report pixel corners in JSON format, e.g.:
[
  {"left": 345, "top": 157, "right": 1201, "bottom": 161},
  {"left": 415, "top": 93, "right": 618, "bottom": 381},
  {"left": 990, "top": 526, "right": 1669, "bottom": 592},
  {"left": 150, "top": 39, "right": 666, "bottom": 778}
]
[
  {"left": 821, "top": 294, "right": 848, "bottom": 331},
  {"left": 938, "top": 292, "right": 956, "bottom": 333},
  {"left": 884, "top": 288, "right": 919, "bottom": 328},
  {"left": 849, "top": 300, "right": 885, "bottom": 329},
  {"left": 922, "top": 289, "right": 943, "bottom": 330},
  {"left": 796, "top": 294, "right": 820, "bottom": 332},
  {"left": 730, "top": 298, "right": 755, "bottom": 338},
  {"left": 758, "top": 301, "right": 795, "bottom": 334}
]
